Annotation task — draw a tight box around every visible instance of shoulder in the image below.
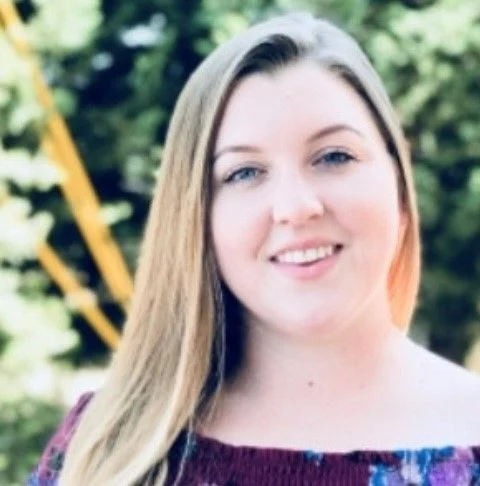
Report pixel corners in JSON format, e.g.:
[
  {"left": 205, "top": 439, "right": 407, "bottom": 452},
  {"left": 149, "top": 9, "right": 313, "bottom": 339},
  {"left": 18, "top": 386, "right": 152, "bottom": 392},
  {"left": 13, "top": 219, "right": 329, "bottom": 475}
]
[
  {"left": 403, "top": 341, "right": 480, "bottom": 436},
  {"left": 399, "top": 338, "right": 480, "bottom": 396},
  {"left": 27, "top": 392, "right": 94, "bottom": 485},
  {"left": 409, "top": 343, "right": 480, "bottom": 395}
]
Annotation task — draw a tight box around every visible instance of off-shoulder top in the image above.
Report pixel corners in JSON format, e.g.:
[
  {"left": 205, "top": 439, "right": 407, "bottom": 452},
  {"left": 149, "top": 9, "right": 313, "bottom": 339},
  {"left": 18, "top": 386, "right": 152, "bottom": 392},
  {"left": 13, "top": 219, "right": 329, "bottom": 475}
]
[{"left": 27, "top": 393, "right": 480, "bottom": 485}]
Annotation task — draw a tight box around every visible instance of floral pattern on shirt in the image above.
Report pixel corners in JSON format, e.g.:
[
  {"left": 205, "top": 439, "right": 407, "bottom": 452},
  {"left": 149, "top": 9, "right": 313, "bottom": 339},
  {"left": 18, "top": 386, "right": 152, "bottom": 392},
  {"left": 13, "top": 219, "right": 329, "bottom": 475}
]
[{"left": 369, "top": 446, "right": 480, "bottom": 486}]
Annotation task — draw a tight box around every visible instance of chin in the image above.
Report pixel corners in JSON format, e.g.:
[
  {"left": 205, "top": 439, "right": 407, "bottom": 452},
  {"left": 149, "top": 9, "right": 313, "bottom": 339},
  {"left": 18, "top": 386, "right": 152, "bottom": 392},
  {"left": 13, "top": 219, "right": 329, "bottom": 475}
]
[{"left": 272, "top": 312, "right": 339, "bottom": 339}]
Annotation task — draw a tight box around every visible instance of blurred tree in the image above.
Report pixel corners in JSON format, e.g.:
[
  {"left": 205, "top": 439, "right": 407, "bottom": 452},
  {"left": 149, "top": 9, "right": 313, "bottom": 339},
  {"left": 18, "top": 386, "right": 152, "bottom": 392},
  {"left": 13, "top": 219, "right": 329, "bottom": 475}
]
[
  {"left": 356, "top": 0, "right": 480, "bottom": 362},
  {"left": 1, "top": 0, "right": 479, "bottom": 480},
  {"left": 0, "top": 398, "right": 62, "bottom": 484},
  {"left": 0, "top": 0, "right": 100, "bottom": 481},
  {"left": 400, "top": 0, "right": 437, "bottom": 8}
]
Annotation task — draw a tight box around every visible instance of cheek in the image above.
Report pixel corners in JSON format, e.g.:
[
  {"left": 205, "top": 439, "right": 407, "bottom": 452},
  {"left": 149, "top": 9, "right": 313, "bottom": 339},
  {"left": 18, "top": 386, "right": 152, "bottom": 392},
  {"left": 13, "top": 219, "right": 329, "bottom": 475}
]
[
  {"left": 333, "top": 167, "right": 402, "bottom": 255},
  {"left": 210, "top": 194, "right": 268, "bottom": 273}
]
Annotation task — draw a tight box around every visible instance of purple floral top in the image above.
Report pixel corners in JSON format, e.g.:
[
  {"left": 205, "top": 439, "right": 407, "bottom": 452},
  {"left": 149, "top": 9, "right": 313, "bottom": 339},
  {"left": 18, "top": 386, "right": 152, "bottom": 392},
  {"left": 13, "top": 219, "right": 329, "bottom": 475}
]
[{"left": 28, "top": 393, "right": 480, "bottom": 485}]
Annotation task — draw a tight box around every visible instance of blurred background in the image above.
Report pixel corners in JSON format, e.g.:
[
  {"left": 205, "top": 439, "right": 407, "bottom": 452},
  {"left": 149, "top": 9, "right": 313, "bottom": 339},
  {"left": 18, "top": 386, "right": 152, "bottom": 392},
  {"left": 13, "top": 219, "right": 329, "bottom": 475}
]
[{"left": 0, "top": 0, "right": 479, "bottom": 483}]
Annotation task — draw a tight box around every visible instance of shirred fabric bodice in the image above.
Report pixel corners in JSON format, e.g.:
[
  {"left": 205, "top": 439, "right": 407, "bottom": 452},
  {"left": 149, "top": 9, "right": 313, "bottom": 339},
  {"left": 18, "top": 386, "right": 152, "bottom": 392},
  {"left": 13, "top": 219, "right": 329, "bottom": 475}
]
[{"left": 27, "top": 393, "right": 480, "bottom": 485}]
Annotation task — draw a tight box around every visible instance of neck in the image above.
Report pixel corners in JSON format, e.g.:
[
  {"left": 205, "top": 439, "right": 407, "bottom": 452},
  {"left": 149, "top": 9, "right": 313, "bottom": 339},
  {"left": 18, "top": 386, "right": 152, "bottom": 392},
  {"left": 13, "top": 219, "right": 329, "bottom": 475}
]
[
  {"left": 227, "top": 298, "right": 406, "bottom": 405},
  {"left": 200, "top": 296, "right": 413, "bottom": 449}
]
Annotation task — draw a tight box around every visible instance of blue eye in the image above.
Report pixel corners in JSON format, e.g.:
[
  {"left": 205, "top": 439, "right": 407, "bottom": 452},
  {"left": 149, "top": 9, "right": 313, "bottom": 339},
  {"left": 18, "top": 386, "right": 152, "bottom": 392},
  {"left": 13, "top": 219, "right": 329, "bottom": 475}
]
[
  {"left": 316, "top": 150, "right": 355, "bottom": 167},
  {"left": 224, "top": 166, "right": 262, "bottom": 184}
]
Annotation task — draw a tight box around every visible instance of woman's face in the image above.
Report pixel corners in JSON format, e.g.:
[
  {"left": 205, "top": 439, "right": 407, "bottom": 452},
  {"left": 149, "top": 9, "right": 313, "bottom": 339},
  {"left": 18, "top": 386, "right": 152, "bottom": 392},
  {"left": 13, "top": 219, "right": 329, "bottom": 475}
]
[{"left": 210, "top": 62, "right": 405, "bottom": 339}]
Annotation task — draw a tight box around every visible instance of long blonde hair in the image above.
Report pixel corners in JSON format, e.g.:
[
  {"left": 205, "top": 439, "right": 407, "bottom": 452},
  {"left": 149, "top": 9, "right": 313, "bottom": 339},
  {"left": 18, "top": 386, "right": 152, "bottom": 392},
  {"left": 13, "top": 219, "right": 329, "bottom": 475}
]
[{"left": 60, "top": 11, "right": 420, "bottom": 485}]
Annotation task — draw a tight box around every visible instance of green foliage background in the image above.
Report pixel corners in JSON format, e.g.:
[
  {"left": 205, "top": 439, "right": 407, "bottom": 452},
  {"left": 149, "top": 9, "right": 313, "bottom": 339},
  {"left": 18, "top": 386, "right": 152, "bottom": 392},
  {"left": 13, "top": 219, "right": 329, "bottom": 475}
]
[{"left": 0, "top": 0, "right": 479, "bottom": 482}]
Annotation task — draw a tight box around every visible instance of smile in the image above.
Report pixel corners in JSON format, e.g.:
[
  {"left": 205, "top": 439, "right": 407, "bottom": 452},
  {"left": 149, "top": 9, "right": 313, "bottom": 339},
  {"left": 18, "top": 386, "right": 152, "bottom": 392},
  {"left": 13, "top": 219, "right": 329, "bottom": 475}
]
[
  {"left": 271, "top": 243, "right": 343, "bottom": 265},
  {"left": 274, "top": 245, "right": 337, "bottom": 264},
  {"left": 269, "top": 244, "right": 343, "bottom": 280}
]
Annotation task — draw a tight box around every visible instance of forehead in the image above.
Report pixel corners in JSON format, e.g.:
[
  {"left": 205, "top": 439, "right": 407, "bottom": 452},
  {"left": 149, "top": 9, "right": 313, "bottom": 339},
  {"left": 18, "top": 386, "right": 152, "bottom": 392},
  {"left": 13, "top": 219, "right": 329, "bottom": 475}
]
[{"left": 215, "top": 62, "right": 384, "bottom": 149}]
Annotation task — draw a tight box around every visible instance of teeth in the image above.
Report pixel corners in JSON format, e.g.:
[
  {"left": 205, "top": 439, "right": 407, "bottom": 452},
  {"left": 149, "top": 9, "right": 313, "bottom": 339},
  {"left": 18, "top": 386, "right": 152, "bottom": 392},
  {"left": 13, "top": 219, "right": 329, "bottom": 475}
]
[{"left": 276, "top": 245, "right": 336, "bottom": 264}]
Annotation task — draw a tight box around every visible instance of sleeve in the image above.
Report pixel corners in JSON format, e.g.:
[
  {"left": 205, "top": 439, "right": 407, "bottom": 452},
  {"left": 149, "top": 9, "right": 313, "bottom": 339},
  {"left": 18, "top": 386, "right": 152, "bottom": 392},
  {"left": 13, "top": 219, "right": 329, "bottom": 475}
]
[{"left": 26, "top": 392, "right": 94, "bottom": 486}]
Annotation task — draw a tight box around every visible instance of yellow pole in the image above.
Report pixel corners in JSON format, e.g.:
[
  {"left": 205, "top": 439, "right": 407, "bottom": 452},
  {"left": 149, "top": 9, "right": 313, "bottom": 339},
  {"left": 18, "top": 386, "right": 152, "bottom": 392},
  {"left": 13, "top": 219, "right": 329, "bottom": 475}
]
[
  {"left": 38, "top": 243, "right": 120, "bottom": 349},
  {"left": 0, "top": 0, "right": 133, "bottom": 312}
]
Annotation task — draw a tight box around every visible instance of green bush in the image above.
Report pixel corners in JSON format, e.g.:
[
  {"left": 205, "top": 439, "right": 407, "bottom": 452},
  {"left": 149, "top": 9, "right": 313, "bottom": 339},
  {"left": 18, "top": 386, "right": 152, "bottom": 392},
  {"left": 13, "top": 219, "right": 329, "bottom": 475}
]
[{"left": 0, "top": 398, "right": 63, "bottom": 485}]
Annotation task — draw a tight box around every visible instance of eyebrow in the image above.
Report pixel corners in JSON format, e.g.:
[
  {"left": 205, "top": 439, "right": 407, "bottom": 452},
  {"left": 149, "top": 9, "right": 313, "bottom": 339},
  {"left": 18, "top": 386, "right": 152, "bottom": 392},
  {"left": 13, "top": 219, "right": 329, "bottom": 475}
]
[
  {"left": 306, "top": 124, "right": 365, "bottom": 144},
  {"left": 213, "top": 124, "right": 365, "bottom": 163}
]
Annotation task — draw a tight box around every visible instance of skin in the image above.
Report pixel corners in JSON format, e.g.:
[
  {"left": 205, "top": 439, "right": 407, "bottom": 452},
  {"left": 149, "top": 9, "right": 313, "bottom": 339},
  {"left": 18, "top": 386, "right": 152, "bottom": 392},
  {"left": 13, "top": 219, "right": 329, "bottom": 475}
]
[
  {"left": 204, "top": 62, "right": 480, "bottom": 452},
  {"left": 211, "top": 62, "right": 403, "bottom": 342}
]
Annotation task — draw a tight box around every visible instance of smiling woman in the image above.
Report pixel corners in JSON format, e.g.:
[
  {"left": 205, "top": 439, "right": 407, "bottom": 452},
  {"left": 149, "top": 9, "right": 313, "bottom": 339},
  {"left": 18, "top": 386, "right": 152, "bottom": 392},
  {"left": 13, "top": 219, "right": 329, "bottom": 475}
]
[{"left": 29, "top": 11, "right": 480, "bottom": 486}]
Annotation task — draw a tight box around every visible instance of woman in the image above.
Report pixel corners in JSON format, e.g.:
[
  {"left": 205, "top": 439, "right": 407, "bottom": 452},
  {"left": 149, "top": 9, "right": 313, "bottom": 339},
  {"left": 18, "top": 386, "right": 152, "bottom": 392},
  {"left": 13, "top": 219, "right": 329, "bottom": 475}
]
[{"left": 29, "top": 11, "right": 480, "bottom": 486}]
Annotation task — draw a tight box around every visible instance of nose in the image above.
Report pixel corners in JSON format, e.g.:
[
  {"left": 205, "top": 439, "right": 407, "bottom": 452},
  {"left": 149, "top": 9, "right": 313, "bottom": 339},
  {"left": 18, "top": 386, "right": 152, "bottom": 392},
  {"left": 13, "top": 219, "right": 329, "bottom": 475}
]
[{"left": 271, "top": 172, "right": 325, "bottom": 225}]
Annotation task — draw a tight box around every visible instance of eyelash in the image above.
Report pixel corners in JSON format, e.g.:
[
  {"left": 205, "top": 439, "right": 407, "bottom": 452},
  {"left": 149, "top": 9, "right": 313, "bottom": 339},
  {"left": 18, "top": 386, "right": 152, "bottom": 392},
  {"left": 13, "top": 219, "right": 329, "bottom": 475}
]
[
  {"left": 313, "top": 148, "right": 356, "bottom": 167},
  {"left": 223, "top": 166, "right": 264, "bottom": 184},
  {"left": 222, "top": 149, "right": 356, "bottom": 185}
]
